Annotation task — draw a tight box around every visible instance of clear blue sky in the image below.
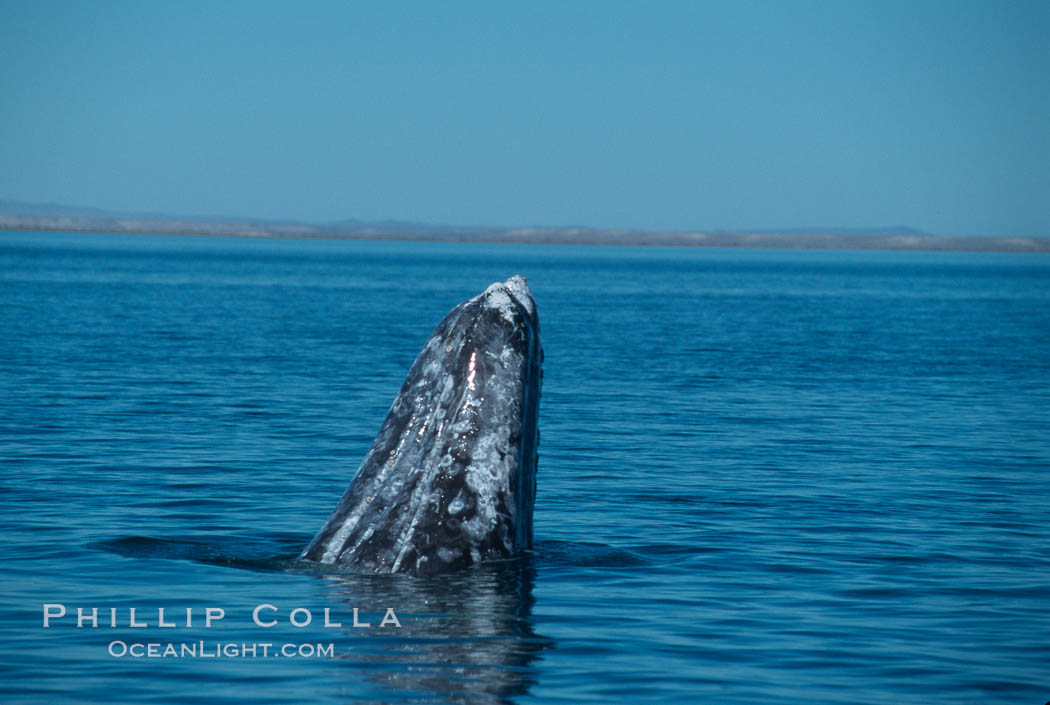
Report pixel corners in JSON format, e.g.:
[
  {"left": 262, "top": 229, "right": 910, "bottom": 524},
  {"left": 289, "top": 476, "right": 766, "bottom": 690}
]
[{"left": 1, "top": 0, "right": 1047, "bottom": 236}]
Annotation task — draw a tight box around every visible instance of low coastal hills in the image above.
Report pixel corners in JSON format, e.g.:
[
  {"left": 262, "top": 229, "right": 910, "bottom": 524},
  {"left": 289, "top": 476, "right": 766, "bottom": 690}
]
[{"left": 1, "top": 200, "right": 1046, "bottom": 253}]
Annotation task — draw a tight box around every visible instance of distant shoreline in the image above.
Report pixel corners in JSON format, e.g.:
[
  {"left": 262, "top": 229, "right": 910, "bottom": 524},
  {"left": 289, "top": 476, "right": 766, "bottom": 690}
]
[{"left": 2, "top": 221, "right": 1049, "bottom": 254}]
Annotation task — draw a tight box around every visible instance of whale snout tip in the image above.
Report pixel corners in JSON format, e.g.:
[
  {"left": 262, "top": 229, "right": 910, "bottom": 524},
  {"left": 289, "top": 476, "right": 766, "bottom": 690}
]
[
  {"left": 502, "top": 274, "right": 536, "bottom": 319},
  {"left": 480, "top": 274, "right": 536, "bottom": 322},
  {"left": 503, "top": 274, "right": 531, "bottom": 298}
]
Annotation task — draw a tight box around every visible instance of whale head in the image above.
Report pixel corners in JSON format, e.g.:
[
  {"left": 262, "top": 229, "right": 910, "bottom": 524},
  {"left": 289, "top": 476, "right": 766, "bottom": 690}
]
[{"left": 301, "top": 275, "right": 542, "bottom": 575}]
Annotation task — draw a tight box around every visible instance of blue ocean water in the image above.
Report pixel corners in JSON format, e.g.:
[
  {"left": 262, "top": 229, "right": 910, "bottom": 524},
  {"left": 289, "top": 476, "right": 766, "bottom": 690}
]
[{"left": 1, "top": 231, "right": 1048, "bottom": 704}]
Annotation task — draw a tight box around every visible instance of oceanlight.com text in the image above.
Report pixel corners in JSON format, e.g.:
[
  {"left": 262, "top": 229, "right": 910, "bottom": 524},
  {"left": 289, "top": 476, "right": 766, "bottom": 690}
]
[{"left": 107, "top": 640, "right": 335, "bottom": 658}]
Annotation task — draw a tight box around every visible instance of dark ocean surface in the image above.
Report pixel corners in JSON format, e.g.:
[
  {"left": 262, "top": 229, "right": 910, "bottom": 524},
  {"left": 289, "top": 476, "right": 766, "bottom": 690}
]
[{"left": 1, "top": 231, "right": 1048, "bottom": 704}]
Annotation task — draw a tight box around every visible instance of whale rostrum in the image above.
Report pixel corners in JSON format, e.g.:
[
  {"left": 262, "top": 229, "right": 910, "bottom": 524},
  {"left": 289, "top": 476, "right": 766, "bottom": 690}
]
[{"left": 301, "top": 275, "right": 542, "bottom": 575}]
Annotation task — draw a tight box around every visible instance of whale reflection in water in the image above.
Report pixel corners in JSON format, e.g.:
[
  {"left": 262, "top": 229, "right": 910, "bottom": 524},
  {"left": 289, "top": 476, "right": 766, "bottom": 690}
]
[{"left": 319, "top": 558, "right": 550, "bottom": 702}]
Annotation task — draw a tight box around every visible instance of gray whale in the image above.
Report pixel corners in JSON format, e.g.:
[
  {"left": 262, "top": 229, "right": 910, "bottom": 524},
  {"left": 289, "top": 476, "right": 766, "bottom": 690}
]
[{"left": 301, "top": 275, "right": 542, "bottom": 575}]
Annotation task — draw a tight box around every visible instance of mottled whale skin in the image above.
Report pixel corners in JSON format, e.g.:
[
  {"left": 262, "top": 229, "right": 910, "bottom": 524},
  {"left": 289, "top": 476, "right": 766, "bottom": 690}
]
[{"left": 301, "top": 275, "right": 542, "bottom": 575}]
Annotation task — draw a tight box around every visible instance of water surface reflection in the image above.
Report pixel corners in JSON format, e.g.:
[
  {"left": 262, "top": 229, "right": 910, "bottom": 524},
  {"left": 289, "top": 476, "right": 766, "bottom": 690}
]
[{"left": 318, "top": 559, "right": 550, "bottom": 703}]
